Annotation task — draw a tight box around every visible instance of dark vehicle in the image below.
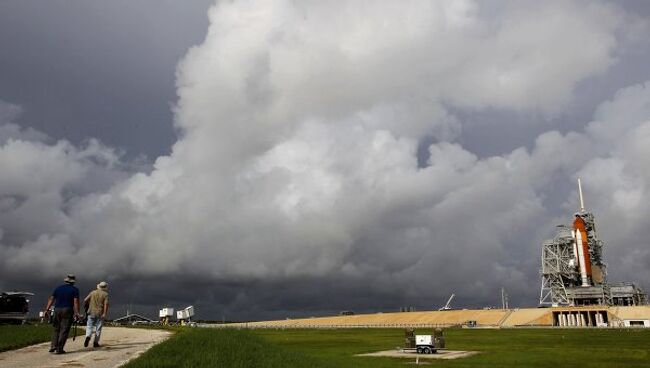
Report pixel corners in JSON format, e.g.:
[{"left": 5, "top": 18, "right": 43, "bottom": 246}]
[{"left": 0, "top": 291, "right": 34, "bottom": 324}]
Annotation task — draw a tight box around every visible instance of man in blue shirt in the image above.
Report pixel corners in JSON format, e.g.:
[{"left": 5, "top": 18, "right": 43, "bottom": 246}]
[{"left": 43, "top": 274, "right": 80, "bottom": 354}]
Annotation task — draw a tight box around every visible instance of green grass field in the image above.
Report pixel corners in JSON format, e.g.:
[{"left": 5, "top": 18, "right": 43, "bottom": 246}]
[
  {"left": 122, "top": 328, "right": 326, "bottom": 368},
  {"left": 123, "top": 327, "right": 650, "bottom": 368},
  {"left": 0, "top": 324, "right": 52, "bottom": 352}
]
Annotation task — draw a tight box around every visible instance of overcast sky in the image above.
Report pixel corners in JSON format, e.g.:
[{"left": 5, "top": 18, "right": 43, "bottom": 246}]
[{"left": 1, "top": 0, "right": 650, "bottom": 321}]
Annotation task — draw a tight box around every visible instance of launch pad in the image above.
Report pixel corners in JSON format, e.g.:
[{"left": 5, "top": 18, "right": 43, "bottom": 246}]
[{"left": 539, "top": 179, "right": 647, "bottom": 307}]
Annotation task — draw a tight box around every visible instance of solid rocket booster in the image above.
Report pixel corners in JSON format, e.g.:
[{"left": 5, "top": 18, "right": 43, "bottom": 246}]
[{"left": 573, "top": 215, "right": 592, "bottom": 287}]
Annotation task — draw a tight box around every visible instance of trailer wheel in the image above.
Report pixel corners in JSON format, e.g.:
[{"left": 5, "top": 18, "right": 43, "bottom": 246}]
[
  {"left": 416, "top": 347, "right": 423, "bottom": 354},
  {"left": 423, "top": 347, "right": 431, "bottom": 354}
]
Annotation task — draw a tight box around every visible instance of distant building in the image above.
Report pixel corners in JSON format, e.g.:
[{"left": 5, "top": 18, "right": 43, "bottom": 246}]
[{"left": 113, "top": 311, "right": 154, "bottom": 325}]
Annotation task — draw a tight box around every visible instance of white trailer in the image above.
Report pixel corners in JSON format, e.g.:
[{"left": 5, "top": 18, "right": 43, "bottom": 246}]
[
  {"left": 415, "top": 335, "right": 437, "bottom": 354},
  {"left": 401, "top": 333, "right": 446, "bottom": 354}
]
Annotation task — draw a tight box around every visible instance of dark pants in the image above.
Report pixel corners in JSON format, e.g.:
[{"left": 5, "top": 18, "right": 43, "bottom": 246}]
[{"left": 50, "top": 308, "right": 73, "bottom": 352}]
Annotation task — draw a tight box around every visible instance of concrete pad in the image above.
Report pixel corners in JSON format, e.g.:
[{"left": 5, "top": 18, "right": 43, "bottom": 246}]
[
  {"left": 357, "top": 349, "right": 478, "bottom": 360},
  {"left": 0, "top": 327, "right": 171, "bottom": 368}
]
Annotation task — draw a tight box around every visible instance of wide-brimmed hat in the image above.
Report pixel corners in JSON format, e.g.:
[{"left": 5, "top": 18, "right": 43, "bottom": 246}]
[
  {"left": 63, "top": 274, "right": 76, "bottom": 284},
  {"left": 97, "top": 281, "right": 108, "bottom": 290}
]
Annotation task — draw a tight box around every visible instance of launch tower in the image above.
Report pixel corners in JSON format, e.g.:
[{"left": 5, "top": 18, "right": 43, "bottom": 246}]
[{"left": 539, "top": 179, "right": 647, "bottom": 307}]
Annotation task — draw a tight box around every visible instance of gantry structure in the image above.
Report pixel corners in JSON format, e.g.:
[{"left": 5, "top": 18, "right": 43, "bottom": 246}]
[{"left": 540, "top": 179, "right": 645, "bottom": 307}]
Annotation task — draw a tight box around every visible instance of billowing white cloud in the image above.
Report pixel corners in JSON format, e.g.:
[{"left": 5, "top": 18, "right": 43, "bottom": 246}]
[
  {"left": 0, "top": 102, "right": 130, "bottom": 279},
  {"left": 1, "top": 1, "right": 649, "bottom": 316}
]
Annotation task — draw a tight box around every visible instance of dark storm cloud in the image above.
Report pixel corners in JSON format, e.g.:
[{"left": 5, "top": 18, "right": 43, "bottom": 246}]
[
  {"left": 0, "top": 0, "right": 213, "bottom": 158},
  {"left": 1, "top": 1, "right": 650, "bottom": 321}
]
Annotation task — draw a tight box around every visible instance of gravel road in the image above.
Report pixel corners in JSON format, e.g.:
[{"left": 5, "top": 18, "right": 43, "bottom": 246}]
[{"left": 0, "top": 327, "right": 171, "bottom": 368}]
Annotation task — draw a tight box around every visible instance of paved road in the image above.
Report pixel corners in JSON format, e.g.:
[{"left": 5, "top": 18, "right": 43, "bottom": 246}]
[{"left": 0, "top": 327, "right": 171, "bottom": 368}]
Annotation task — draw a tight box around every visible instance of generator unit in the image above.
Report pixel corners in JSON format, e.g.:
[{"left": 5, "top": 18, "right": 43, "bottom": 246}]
[{"left": 403, "top": 328, "right": 446, "bottom": 354}]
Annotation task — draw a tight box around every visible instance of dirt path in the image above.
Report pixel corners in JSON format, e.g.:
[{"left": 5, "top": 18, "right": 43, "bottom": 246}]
[{"left": 0, "top": 327, "right": 171, "bottom": 368}]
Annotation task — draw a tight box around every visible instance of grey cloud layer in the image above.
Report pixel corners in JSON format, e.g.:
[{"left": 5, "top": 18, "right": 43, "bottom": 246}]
[{"left": 1, "top": 0, "right": 649, "bottom": 318}]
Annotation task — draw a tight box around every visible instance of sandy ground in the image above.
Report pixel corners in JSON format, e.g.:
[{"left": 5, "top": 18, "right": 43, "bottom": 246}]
[
  {"left": 356, "top": 349, "right": 478, "bottom": 360},
  {"left": 0, "top": 327, "right": 171, "bottom": 368}
]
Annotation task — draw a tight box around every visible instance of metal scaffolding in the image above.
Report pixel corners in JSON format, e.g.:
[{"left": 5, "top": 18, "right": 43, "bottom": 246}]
[
  {"left": 539, "top": 210, "right": 612, "bottom": 306},
  {"left": 539, "top": 225, "right": 580, "bottom": 306}
]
